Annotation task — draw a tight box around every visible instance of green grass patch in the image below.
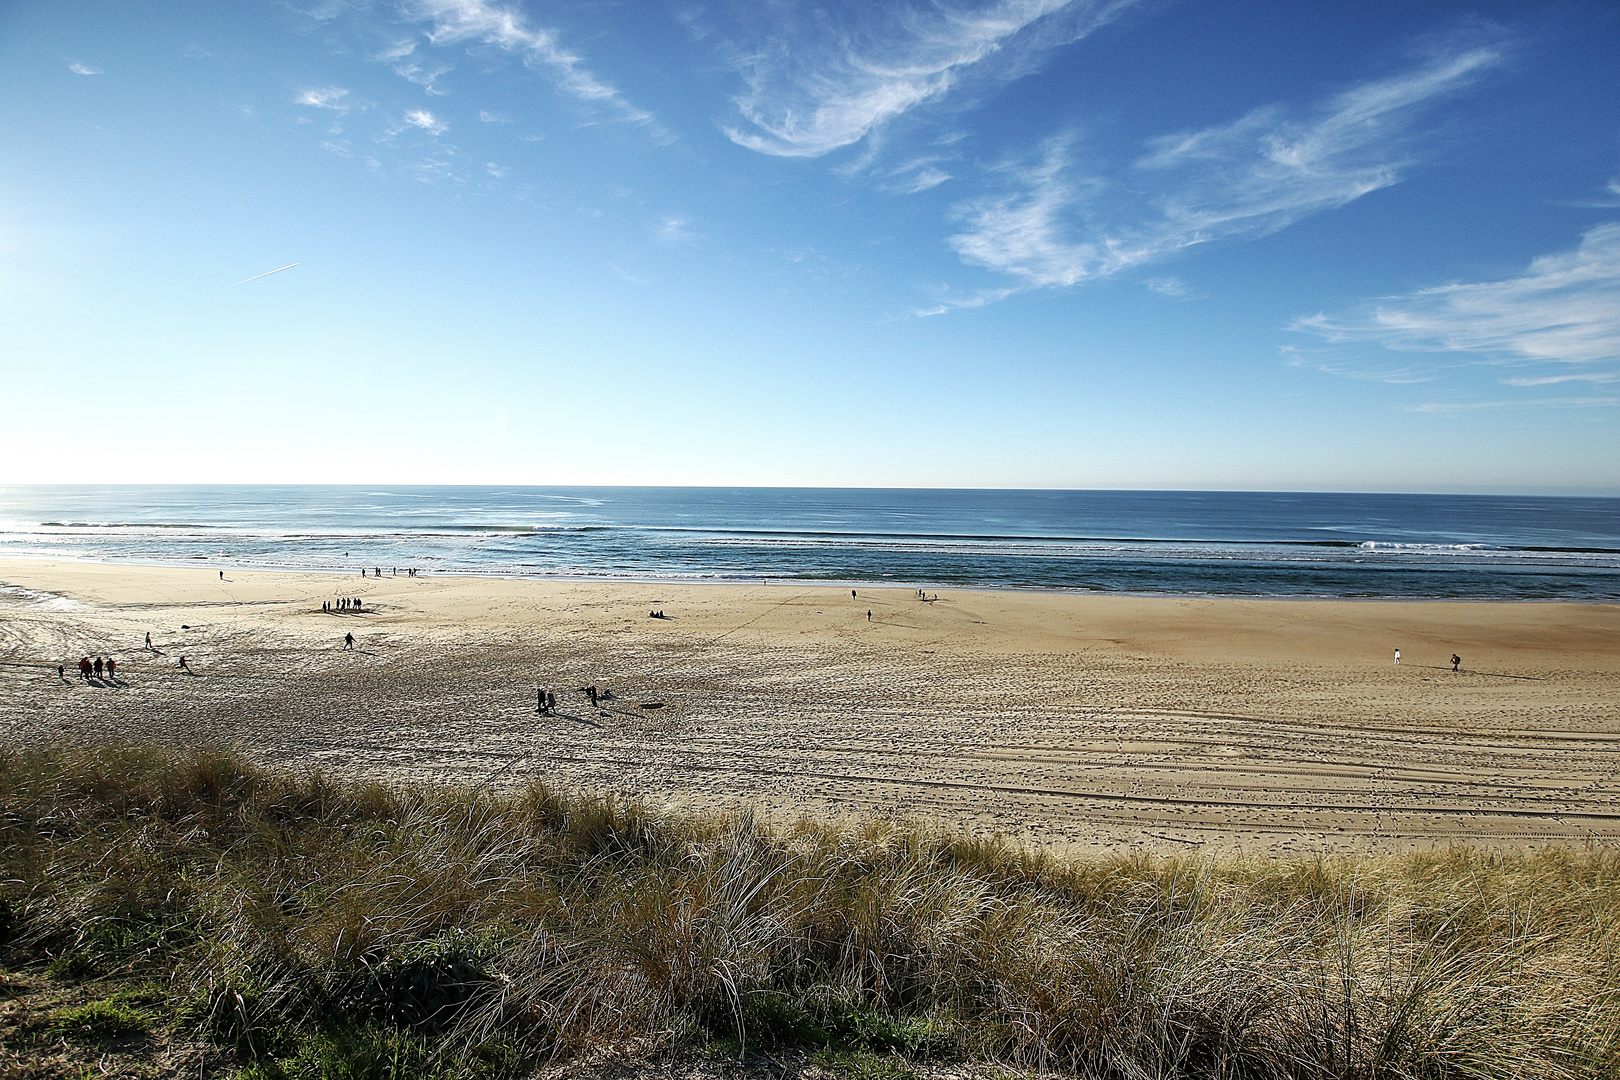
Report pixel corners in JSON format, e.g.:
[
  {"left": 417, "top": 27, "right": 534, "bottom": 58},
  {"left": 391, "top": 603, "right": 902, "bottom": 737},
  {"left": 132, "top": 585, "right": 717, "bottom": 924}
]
[
  {"left": 809, "top": 1049, "right": 921, "bottom": 1080},
  {"left": 233, "top": 1024, "right": 522, "bottom": 1080},
  {"left": 48, "top": 991, "right": 155, "bottom": 1040},
  {"left": 44, "top": 950, "right": 97, "bottom": 980}
]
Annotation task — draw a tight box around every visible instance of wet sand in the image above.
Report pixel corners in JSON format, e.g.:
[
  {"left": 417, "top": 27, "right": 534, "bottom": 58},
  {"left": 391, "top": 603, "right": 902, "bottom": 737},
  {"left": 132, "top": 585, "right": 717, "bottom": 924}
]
[{"left": 2, "top": 558, "right": 1618, "bottom": 855}]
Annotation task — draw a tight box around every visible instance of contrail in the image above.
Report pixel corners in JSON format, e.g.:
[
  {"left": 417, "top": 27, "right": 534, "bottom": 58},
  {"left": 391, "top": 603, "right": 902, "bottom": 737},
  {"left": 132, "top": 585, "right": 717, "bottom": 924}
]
[{"left": 228, "top": 262, "right": 299, "bottom": 287}]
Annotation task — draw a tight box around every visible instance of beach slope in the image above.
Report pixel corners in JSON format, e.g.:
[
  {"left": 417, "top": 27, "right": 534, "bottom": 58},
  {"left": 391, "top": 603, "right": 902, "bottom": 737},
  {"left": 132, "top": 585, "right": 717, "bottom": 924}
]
[{"left": 2, "top": 559, "right": 1617, "bottom": 855}]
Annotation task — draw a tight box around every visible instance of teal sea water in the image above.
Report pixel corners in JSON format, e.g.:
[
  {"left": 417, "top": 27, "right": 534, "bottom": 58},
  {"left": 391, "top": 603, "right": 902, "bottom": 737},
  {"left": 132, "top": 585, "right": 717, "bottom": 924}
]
[{"left": 2, "top": 486, "right": 1618, "bottom": 600}]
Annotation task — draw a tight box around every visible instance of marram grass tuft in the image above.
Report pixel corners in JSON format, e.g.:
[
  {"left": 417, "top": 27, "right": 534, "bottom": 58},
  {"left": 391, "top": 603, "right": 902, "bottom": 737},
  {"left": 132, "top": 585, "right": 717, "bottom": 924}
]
[{"left": 2, "top": 742, "right": 1618, "bottom": 1078}]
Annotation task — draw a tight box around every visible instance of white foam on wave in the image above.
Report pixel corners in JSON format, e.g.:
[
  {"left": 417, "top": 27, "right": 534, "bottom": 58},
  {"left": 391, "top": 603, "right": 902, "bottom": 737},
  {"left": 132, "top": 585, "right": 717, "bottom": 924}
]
[{"left": 1359, "top": 541, "right": 1496, "bottom": 553}]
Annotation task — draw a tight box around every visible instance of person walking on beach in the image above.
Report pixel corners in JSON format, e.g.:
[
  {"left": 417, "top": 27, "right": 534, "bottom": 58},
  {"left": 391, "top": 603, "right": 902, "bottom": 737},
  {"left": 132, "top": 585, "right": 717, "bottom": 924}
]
[
  {"left": 1394, "top": 648, "right": 1401, "bottom": 665},
  {"left": 586, "top": 686, "right": 598, "bottom": 708},
  {"left": 58, "top": 664, "right": 65, "bottom": 681},
  {"left": 106, "top": 658, "right": 116, "bottom": 680},
  {"left": 79, "top": 657, "right": 91, "bottom": 681},
  {"left": 344, "top": 632, "right": 355, "bottom": 650},
  {"left": 1451, "top": 653, "right": 1461, "bottom": 672},
  {"left": 538, "top": 688, "right": 548, "bottom": 714},
  {"left": 852, "top": 590, "right": 857, "bottom": 599},
  {"left": 145, "top": 632, "right": 152, "bottom": 649},
  {"left": 866, "top": 610, "right": 872, "bottom": 622},
  {"left": 179, "top": 656, "right": 190, "bottom": 672},
  {"left": 93, "top": 657, "right": 103, "bottom": 679},
  {"left": 219, "top": 570, "right": 224, "bottom": 581},
  {"left": 547, "top": 691, "right": 556, "bottom": 713}
]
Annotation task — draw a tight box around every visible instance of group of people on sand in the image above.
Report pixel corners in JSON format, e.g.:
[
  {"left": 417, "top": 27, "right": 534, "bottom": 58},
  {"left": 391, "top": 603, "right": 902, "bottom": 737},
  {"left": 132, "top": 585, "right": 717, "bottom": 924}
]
[
  {"left": 324, "top": 598, "right": 364, "bottom": 613},
  {"left": 537, "top": 685, "right": 609, "bottom": 714},
  {"left": 61, "top": 652, "right": 192, "bottom": 681},
  {"left": 1394, "top": 649, "right": 1463, "bottom": 671},
  {"left": 362, "top": 567, "right": 420, "bottom": 577},
  {"left": 68, "top": 656, "right": 117, "bottom": 682}
]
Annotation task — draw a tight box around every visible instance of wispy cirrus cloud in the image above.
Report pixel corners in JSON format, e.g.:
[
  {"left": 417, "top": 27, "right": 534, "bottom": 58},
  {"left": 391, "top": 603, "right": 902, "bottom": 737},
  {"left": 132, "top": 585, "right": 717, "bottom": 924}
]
[
  {"left": 404, "top": 108, "right": 447, "bottom": 135},
  {"left": 296, "top": 86, "right": 351, "bottom": 111},
  {"left": 1501, "top": 371, "right": 1617, "bottom": 386},
  {"left": 938, "top": 40, "right": 1502, "bottom": 306},
  {"left": 67, "top": 61, "right": 102, "bottom": 76},
  {"left": 656, "top": 215, "right": 698, "bottom": 243},
  {"left": 1293, "top": 223, "right": 1620, "bottom": 373},
  {"left": 397, "top": 0, "right": 653, "bottom": 126},
  {"left": 1404, "top": 395, "right": 1619, "bottom": 414},
  {"left": 879, "top": 158, "right": 955, "bottom": 194},
  {"left": 1572, "top": 177, "right": 1620, "bottom": 209},
  {"left": 723, "top": 0, "right": 1137, "bottom": 158}
]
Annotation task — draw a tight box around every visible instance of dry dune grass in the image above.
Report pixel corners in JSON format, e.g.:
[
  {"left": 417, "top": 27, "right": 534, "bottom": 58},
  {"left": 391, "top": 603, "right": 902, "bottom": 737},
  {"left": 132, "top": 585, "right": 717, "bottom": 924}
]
[{"left": 4, "top": 743, "right": 1620, "bottom": 1078}]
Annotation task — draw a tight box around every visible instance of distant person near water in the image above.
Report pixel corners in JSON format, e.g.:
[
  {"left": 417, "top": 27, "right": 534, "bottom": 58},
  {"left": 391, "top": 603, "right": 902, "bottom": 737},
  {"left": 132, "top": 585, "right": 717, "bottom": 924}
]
[
  {"left": 344, "top": 632, "right": 355, "bottom": 650},
  {"left": 1394, "top": 648, "right": 1401, "bottom": 665},
  {"left": 78, "top": 657, "right": 90, "bottom": 681},
  {"left": 145, "top": 632, "right": 152, "bottom": 649},
  {"left": 94, "top": 657, "right": 103, "bottom": 678},
  {"left": 219, "top": 570, "right": 224, "bottom": 580},
  {"left": 107, "top": 658, "right": 116, "bottom": 680},
  {"left": 1451, "top": 654, "right": 1462, "bottom": 672},
  {"left": 866, "top": 610, "right": 872, "bottom": 621}
]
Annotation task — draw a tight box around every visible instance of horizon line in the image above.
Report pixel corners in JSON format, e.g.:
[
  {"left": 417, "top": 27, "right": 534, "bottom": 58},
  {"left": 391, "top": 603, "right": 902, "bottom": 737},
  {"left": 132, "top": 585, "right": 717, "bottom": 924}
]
[{"left": 2, "top": 482, "right": 1617, "bottom": 498}]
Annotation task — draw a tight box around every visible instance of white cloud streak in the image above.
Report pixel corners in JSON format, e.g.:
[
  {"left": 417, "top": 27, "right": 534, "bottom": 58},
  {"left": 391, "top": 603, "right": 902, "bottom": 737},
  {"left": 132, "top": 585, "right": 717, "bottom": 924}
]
[
  {"left": 942, "top": 42, "right": 1502, "bottom": 301},
  {"left": 883, "top": 164, "right": 954, "bottom": 194},
  {"left": 1404, "top": 396, "right": 1619, "bottom": 414},
  {"left": 296, "top": 86, "right": 351, "bottom": 111},
  {"left": 1501, "top": 372, "right": 1617, "bottom": 386},
  {"left": 404, "top": 108, "right": 447, "bottom": 134},
  {"left": 401, "top": 0, "right": 652, "bottom": 125},
  {"left": 67, "top": 62, "right": 102, "bottom": 76},
  {"left": 657, "top": 216, "right": 694, "bottom": 242},
  {"left": 1294, "top": 223, "right": 1620, "bottom": 368},
  {"left": 725, "top": 0, "right": 1136, "bottom": 158}
]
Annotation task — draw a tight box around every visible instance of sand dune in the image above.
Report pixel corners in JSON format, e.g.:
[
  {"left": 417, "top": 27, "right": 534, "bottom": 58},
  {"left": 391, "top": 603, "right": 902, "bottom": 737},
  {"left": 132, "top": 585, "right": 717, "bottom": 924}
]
[{"left": 2, "top": 558, "right": 1617, "bottom": 855}]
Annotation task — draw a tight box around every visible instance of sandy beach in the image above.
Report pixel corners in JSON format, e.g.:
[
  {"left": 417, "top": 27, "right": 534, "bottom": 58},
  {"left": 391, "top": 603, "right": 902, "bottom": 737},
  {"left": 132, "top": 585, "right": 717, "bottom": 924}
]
[{"left": 2, "top": 557, "right": 1618, "bottom": 855}]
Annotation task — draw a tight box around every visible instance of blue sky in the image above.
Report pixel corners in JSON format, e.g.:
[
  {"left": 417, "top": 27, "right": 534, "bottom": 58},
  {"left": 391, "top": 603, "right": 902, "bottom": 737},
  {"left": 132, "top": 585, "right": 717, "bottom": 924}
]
[{"left": 2, "top": 0, "right": 1617, "bottom": 491}]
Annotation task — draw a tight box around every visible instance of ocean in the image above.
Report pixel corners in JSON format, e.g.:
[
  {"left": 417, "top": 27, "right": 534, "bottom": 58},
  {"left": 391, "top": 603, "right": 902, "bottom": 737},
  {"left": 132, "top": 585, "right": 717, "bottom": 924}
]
[{"left": 2, "top": 485, "right": 1618, "bottom": 600}]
